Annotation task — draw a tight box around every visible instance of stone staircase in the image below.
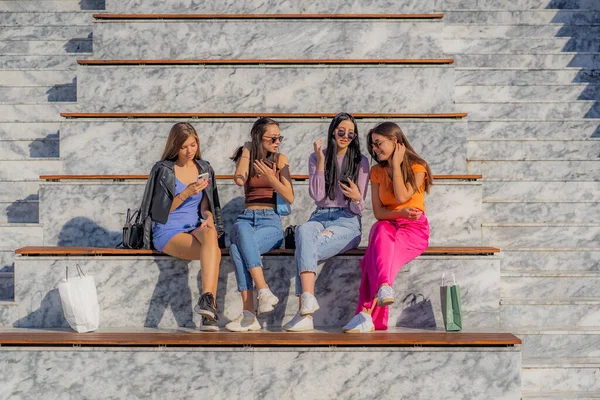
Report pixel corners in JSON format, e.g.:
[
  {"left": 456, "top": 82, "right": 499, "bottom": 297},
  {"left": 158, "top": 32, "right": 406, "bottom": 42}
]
[{"left": 443, "top": 0, "right": 600, "bottom": 398}]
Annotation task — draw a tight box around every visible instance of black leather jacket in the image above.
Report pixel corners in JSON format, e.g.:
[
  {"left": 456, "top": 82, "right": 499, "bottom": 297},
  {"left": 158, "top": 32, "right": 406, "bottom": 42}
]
[{"left": 139, "top": 159, "right": 225, "bottom": 249}]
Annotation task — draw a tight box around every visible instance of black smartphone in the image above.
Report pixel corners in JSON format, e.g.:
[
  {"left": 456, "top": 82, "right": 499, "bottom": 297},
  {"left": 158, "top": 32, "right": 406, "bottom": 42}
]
[
  {"left": 339, "top": 176, "right": 351, "bottom": 186},
  {"left": 261, "top": 158, "right": 275, "bottom": 168}
]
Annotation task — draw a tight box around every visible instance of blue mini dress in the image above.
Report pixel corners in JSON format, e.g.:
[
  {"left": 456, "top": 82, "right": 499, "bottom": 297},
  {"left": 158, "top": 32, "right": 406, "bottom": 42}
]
[{"left": 152, "top": 178, "right": 203, "bottom": 252}]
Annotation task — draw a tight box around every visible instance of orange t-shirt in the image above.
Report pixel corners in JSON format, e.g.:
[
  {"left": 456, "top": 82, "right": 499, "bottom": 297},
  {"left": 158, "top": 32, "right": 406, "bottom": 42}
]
[{"left": 370, "top": 163, "right": 427, "bottom": 212}]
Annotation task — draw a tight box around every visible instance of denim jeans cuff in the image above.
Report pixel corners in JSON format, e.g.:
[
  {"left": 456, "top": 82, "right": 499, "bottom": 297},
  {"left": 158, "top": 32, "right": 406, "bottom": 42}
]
[
  {"left": 238, "top": 285, "right": 254, "bottom": 292},
  {"left": 247, "top": 264, "right": 263, "bottom": 271}
]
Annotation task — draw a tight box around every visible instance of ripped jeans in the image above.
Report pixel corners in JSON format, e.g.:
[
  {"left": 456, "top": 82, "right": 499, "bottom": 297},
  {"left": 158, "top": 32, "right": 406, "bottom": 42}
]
[{"left": 294, "top": 207, "right": 362, "bottom": 295}]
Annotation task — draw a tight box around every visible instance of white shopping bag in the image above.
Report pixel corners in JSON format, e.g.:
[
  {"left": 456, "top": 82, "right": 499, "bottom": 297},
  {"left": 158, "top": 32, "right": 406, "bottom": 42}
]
[{"left": 57, "top": 265, "right": 100, "bottom": 333}]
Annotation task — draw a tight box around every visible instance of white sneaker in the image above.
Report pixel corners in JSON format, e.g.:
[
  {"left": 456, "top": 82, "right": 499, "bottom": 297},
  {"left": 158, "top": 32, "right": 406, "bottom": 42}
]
[
  {"left": 283, "top": 312, "right": 314, "bottom": 332},
  {"left": 225, "top": 310, "right": 261, "bottom": 332},
  {"left": 342, "top": 312, "right": 375, "bottom": 333},
  {"left": 257, "top": 288, "right": 279, "bottom": 315},
  {"left": 300, "top": 292, "right": 320, "bottom": 315},
  {"left": 377, "top": 285, "right": 395, "bottom": 306}
]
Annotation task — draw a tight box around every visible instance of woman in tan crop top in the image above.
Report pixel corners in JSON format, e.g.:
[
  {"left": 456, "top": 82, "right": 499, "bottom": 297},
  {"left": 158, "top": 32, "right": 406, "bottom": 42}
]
[{"left": 225, "top": 117, "right": 294, "bottom": 332}]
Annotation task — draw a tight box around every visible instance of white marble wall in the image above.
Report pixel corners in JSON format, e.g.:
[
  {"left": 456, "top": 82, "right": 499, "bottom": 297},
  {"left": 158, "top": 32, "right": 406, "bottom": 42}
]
[
  {"left": 93, "top": 20, "right": 443, "bottom": 59},
  {"left": 39, "top": 180, "right": 482, "bottom": 247},
  {"left": 466, "top": 121, "right": 600, "bottom": 140},
  {"left": 502, "top": 303, "right": 600, "bottom": 328},
  {"left": 519, "top": 331, "right": 600, "bottom": 359},
  {"left": 60, "top": 119, "right": 468, "bottom": 175},
  {"left": 12, "top": 255, "right": 500, "bottom": 329},
  {"left": 0, "top": 346, "right": 521, "bottom": 400},
  {"left": 501, "top": 249, "right": 600, "bottom": 272},
  {"left": 443, "top": 0, "right": 600, "bottom": 9},
  {"left": 445, "top": 10, "right": 600, "bottom": 25},
  {"left": 0, "top": 0, "right": 105, "bottom": 11},
  {"left": 454, "top": 53, "right": 600, "bottom": 69},
  {"left": 483, "top": 223, "right": 599, "bottom": 248},
  {"left": 468, "top": 160, "right": 599, "bottom": 181},
  {"left": 461, "top": 102, "right": 600, "bottom": 120},
  {"left": 77, "top": 65, "right": 455, "bottom": 113},
  {"left": 456, "top": 69, "right": 600, "bottom": 85},
  {"left": 106, "top": 0, "right": 437, "bottom": 13},
  {"left": 0, "top": 12, "right": 92, "bottom": 26}
]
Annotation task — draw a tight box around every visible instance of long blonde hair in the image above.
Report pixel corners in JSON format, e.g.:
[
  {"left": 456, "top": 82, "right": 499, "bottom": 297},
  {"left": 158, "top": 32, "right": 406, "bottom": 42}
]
[
  {"left": 367, "top": 122, "right": 432, "bottom": 194},
  {"left": 161, "top": 122, "right": 202, "bottom": 161}
]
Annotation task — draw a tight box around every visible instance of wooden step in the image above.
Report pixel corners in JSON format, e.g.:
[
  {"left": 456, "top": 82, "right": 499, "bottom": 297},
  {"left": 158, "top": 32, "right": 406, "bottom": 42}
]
[
  {"left": 39, "top": 174, "right": 482, "bottom": 181},
  {"left": 14, "top": 246, "right": 500, "bottom": 256},
  {"left": 92, "top": 13, "right": 445, "bottom": 20},
  {"left": 60, "top": 112, "right": 468, "bottom": 119},
  {"left": 78, "top": 59, "right": 455, "bottom": 66},
  {"left": 0, "top": 330, "right": 520, "bottom": 347}
]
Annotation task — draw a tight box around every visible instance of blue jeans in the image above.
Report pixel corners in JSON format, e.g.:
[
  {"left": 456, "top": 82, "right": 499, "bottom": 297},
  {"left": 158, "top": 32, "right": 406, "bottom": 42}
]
[
  {"left": 230, "top": 209, "right": 284, "bottom": 292},
  {"left": 294, "top": 207, "right": 362, "bottom": 295}
]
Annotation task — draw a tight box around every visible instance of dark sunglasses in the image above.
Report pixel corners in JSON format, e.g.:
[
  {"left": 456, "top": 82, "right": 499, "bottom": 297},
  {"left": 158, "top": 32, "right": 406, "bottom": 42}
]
[
  {"left": 336, "top": 130, "right": 356, "bottom": 140},
  {"left": 264, "top": 136, "right": 284, "bottom": 143}
]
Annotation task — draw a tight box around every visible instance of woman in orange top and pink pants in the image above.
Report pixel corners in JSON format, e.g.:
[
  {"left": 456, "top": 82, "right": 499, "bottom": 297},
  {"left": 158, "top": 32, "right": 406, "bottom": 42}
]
[{"left": 343, "top": 122, "right": 433, "bottom": 333}]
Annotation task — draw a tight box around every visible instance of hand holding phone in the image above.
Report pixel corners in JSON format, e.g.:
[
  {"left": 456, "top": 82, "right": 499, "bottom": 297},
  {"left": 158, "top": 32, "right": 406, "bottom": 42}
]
[{"left": 197, "top": 172, "right": 210, "bottom": 182}]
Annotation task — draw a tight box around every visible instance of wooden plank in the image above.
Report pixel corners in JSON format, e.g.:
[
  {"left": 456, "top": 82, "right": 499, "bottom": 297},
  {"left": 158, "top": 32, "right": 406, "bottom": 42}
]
[
  {"left": 39, "top": 174, "right": 482, "bottom": 181},
  {"left": 78, "top": 59, "right": 454, "bottom": 65},
  {"left": 92, "top": 13, "right": 445, "bottom": 20},
  {"left": 0, "top": 331, "right": 521, "bottom": 346},
  {"left": 60, "top": 112, "right": 468, "bottom": 119},
  {"left": 15, "top": 246, "right": 500, "bottom": 256}
]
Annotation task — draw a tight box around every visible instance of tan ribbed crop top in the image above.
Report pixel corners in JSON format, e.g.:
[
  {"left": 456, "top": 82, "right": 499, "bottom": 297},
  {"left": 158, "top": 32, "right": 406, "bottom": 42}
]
[{"left": 245, "top": 159, "right": 279, "bottom": 205}]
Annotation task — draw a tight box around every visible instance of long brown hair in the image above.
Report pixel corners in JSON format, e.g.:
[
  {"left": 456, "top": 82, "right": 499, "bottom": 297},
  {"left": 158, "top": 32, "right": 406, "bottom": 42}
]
[
  {"left": 231, "top": 117, "right": 280, "bottom": 179},
  {"left": 367, "top": 122, "right": 432, "bottom": 194},
  {"left": 161, "top": 122, "right": 202, "bottom": 161}
]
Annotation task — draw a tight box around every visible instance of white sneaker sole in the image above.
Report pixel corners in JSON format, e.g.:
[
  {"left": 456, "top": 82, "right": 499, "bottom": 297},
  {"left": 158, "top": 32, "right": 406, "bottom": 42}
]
[
  {"left": 300, "top": 303, "right": 320, "bottom": 316},
  {"left": 283, "top": 323, "right": 314, "bottom": 332},
  {"left": 225, "top": 324, "right": 261, "bottom": 332},
  {"left": 258, "top": 297, "right": 279, "bottom": 315},
  {"left": 200, "top": 325, "right": 219, "bottom": 332},
  {"left": 343, "top": 326, "right": 375, "bottom": 333},
  {"left": 377, "top": 297, "right": 394, "bottom": 307},
  {"left": 194, "top": 304, "right": 216, "bottom": 319}
]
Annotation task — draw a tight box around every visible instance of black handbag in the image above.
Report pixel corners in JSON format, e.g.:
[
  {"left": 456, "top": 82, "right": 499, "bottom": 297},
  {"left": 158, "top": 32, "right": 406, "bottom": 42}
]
[
  {"left": 121, "top": 208, "right": 144, "bottom": 249},
  {"left": 284, "top": 225, "right": 297, "bottom": 249}
]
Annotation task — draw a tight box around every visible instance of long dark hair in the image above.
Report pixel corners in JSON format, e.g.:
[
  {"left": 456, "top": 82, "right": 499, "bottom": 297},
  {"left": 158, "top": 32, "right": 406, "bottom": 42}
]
[
  {"left": 161, "top": 122, "right": 201, "bottom": 161},
  {"left": 231, "top": 117, "right": 280, "bottom": 180},
  {"left": 324, "top": 112, "right": 362, "bottom": 200},
  {"left": 367, "top": 122, "right": 433, "bottom": 194}
]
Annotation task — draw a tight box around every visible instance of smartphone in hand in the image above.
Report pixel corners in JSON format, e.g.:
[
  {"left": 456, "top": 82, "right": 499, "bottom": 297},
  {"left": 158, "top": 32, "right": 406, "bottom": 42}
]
[{"left": 197, "top": 172, "right": 210, "bottom": 182}]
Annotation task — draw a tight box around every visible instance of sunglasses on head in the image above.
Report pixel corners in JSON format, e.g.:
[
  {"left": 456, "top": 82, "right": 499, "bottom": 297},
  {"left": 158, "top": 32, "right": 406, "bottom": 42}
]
[
  {"left": 336, "top": 130, "right": 356, "bottom": 140},
  {"left": 264, "top": 136, "right": 284, "bottom": 144}
]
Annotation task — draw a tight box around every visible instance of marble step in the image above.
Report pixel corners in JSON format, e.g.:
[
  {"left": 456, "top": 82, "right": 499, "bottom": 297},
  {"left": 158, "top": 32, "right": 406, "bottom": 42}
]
[
  {"left": 77, "top": 65, "right": 455, "bottom": 113},
  {"left": 0, "top": 301, "right": 17, "bottom": 326},
  {"left": 93, "top": 20, "right": 443, "bottom": 60},
  {"left": 501, "top": 298, "right": 600, "bottom": 327},
  {"left": 446, "top": 38, "right": 600, "bottom": 54},
  {"left": 454, "top": 53, "right": 600, "bottom": 69},
  {"left": 445, "top": 24, "right": 600, "bottom": 39},
  {"left": 443, "top": 0, "right": 600, "bottom": 9},
  {"left": 11, "top": 254, "right": 500, "bottom": 329},
  {"left": 0, "top": 138, "right": 59, "bottom": 159},
  {"left": 0, "top": 200, "right": 39, "bottom": 223},
  {"left": 0, "top": 224, "right": 43, "bottom": 248},
  {"left": 468, "top": 160, "right": 599, "bottom": 180},
  {"left": 483, "top": 202, "right": 598, "bottom": 223},
  {"left": 0, "top": 54, "right": 88, "bottom": 69},
  {"left": 0, "top": 103, "right": 77, "bottom": 122},
  {"left": 445, "top": 10, "right": 600, "bottom": 25},
  {"left": 468, "top": 139, "right": 600, "bottom": 160},
  {"left": 0, "top": 159, "right": 62, "bottom": 179},
  {"left": 0, "top": 70, "right": 75, "bottom": 86},
  {"left": 0, "top": 272, "right": 13, "bottom": 301},
  {"left": 456, "top": 84, "right": 600, "bottom": 102},
  {"left": 460, "top": 102, "right": 600, "bottom": 120},
  {"left": 0, "top": 122, "right": 60, "bottom": 140},
  {"left": 60, "top": 119, "right": 468, "bottom": 175},
  {"left": 456, "top": 69, "right": 600, "bottom": 85},
  {"left": 105, "top": 0, "right": 438, "bottom": 14},
  {"left": 0, "top": 85, "right": 76, "bottom": 103},
  {"left": 502, "top": 271, "right": 600, "bottom": 297},
  {"left": 522, "top": 391, "right": 600, "bottom": 399},
  {"left": 0, "top": 340, "right": 520, "bottom": 400},
  {"left": 523, "top": 358, "right": 600, "bottom": 392},
  {"left": 483, "top": 181, "right": 600, "bottom": 202},
  {"left": 0, "top": 180, "right": 40, "bottom": 202},
  {"left": 467, "top": 120, "right": 600, "bottom": 140},
  {"left": 483, "top": 223, "right": 600, "bottom": 247},
  {"left": 517, "top": 327, "right": 600, "bottom": 358},
  {"left": 0, "top": 12, "right": 93, "bottom": 26},
  {"left": 0, "top": 25, "right": 93, "bottom": 40},
  {"left": 0, "top": 0, "right": 105, "bottom": 11},
  {"left": 39, "top": 180, "right": 482, "bottom": 247},
  {"left": 0, "top": 39, "right": 92, "bottom": 55},
  {"left": 501, "top": 249, "right": 600, "bottom": 271}
]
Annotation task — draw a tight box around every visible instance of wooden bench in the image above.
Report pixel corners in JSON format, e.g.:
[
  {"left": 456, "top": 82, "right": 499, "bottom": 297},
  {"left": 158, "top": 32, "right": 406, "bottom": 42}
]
[
  {"left": 92, "top": 13, "right": 445, "bottom": 20},
  {"left": 15, "top": 246, "right": 500, "bottom": 257},
  {"left": 78, "top": 59, "right": 455, "bottom": 66},
  {"left": 39, "top": 174, "right": 482, "bottom": 182},
  {"left": 0, "top": 330, "right": 520, "bottom": 347},
  {"left": 60, "top": 112, "right": 468, "bottom": 119}
]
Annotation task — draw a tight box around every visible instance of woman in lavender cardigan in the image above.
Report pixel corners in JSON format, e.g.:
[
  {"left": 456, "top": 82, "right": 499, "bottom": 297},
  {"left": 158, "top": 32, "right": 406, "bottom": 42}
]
[{"left": 283, "top": 112, "right": 370, "bottom": 332}]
